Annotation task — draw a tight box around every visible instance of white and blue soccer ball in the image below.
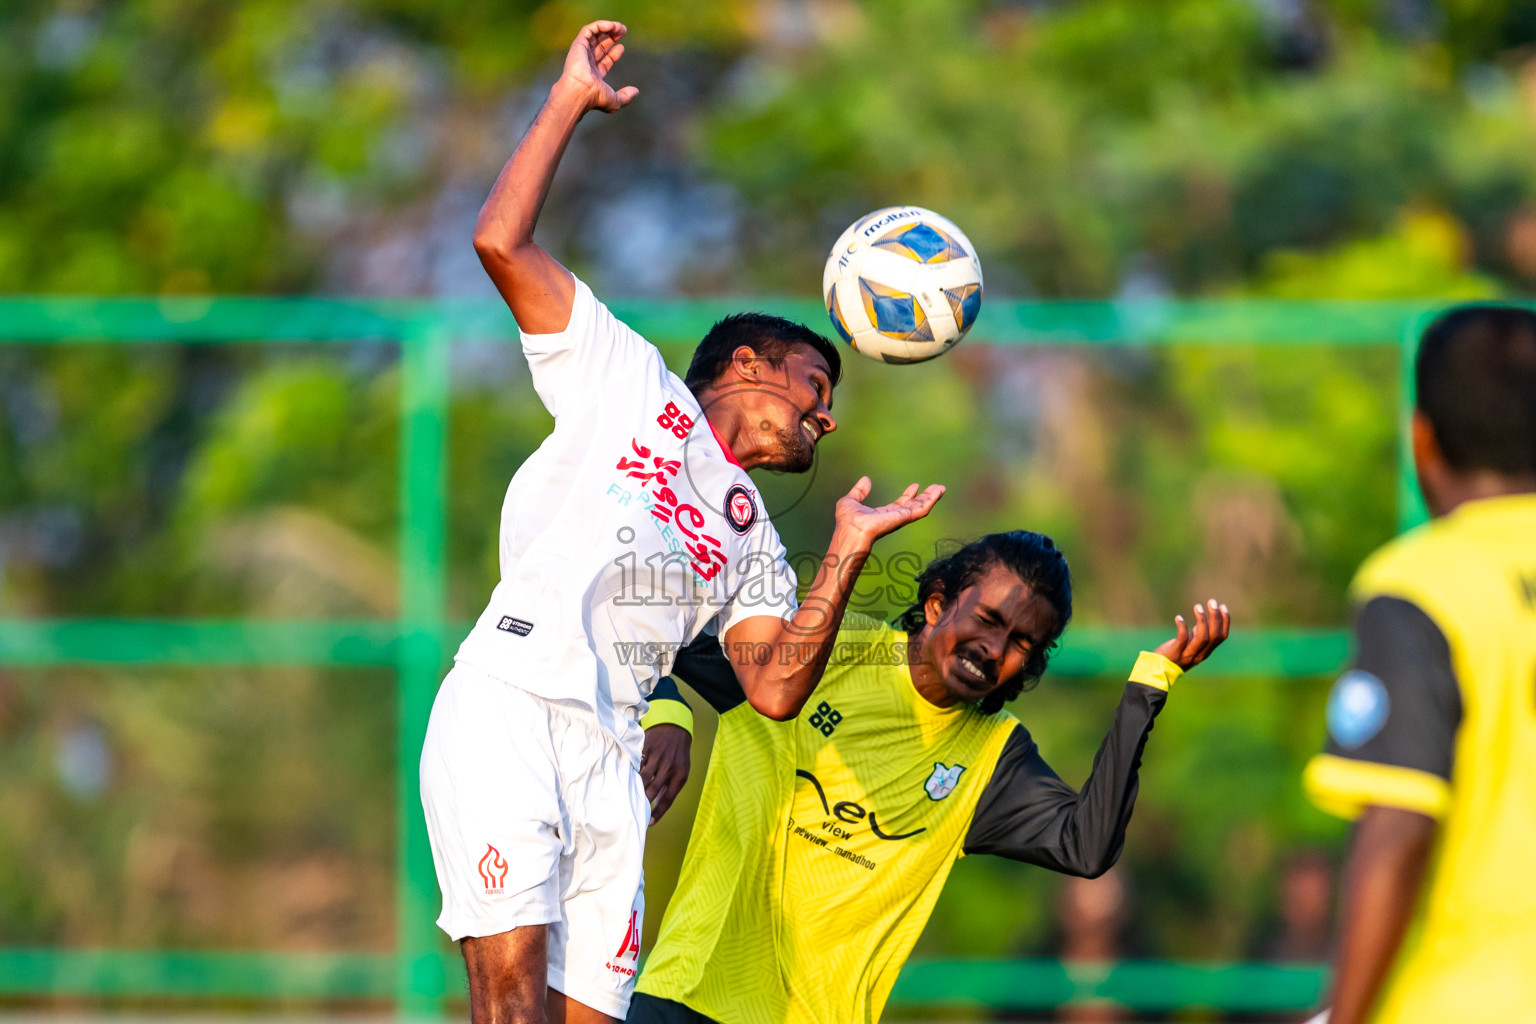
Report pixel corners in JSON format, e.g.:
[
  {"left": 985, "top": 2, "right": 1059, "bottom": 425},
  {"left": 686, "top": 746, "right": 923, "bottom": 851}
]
[{"left": 822, "top": 206, "right": 983, "bottom": 364}]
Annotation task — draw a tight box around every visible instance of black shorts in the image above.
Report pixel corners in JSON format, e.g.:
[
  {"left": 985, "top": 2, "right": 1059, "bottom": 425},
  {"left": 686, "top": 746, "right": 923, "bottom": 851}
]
[{"left": 626, "top": 991, "right": 719, "bottom": 1024}]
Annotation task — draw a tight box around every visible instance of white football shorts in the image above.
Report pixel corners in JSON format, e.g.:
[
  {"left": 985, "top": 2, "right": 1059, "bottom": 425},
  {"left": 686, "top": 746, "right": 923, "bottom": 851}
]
[{"left": 420, "top": 661, "right": 649, "bottom": 1018}]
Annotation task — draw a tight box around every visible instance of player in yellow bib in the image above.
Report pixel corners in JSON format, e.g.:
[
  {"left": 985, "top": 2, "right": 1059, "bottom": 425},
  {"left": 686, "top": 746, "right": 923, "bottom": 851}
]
[
  {"left": 630, "top": 530, "right": 1230, "bottom": 1024},
  {"left": 1303, "top": 306, "right": 1536, "bottom": 1024}
]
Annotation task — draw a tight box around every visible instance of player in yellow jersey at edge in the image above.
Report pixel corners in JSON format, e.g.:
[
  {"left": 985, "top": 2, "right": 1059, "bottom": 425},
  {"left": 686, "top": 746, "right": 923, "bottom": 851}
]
[
  {"left": 1303, "top": 306, "right": 1536, "bottom": 1024},
  {"left": 630, "top": 531, "right": 1230, "bottom": 1024}
]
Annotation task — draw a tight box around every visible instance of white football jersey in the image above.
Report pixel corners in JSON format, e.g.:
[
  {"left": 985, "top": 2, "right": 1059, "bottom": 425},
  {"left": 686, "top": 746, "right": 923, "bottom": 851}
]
[{"left": 454, "top": 277, "right": 800, "bottom": 763}]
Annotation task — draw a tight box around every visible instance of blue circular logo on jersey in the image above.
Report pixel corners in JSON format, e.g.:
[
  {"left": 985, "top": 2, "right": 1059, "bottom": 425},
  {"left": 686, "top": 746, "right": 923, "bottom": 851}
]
[{"left": 1327, "top": 670, "right": 1391, "bottom": 750}]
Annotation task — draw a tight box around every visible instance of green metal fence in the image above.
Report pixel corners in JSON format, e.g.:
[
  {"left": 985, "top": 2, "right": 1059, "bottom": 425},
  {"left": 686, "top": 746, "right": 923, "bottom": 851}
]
[{"left": 0, "top": 295, "right": 1437, "bottom": 1018}]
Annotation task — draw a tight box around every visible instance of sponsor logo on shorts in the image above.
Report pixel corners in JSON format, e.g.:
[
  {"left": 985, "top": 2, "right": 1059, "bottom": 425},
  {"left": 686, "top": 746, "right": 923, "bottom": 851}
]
[
  {"left": 478, "top": 844, "right": 508, "bottom": 893},
  {"left": 496, "top": 616, "right": 534, "bottom": 636},
  {"left": 604, "top": 909, "right": 642, "bottom": 977},
  {"left": 725, "top": 483, "right": 757, "bottom": 535}
]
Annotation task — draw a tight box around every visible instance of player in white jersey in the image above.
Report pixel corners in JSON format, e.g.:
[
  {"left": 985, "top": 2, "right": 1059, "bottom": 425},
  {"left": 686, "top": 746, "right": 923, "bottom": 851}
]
[{"left": 419, "top": 21, "right": 946, "bottom": 1024}]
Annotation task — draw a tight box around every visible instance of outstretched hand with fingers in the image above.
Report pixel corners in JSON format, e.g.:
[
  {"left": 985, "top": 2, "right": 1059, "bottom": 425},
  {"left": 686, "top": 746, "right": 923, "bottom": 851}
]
[
  {"left": 834, "top": 476, "right": 946, "bottom": 545},
  {"left": 1155, "top": 598, "right": 1231, "bottom": 670},
  {"left": 560, "top": 20, "right": 639, "bottom": 114}
]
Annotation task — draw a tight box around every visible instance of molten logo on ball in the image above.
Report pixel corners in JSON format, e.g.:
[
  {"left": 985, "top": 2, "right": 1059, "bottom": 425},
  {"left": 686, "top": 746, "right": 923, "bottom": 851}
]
[{"left": 823, "top": 205, "right": 983, "bottom": 365}]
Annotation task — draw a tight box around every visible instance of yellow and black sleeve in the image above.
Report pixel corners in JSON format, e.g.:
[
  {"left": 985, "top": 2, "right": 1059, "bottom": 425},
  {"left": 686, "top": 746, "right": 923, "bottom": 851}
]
[{"left": 1304, "top": 596, "right": 1461, "bottom": 820}]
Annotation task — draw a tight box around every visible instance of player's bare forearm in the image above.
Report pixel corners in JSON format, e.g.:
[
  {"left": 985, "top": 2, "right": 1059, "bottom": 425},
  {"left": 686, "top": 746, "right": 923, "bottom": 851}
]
[
  {"left": 472, "top": 84, "right": 582, "bottom": 332},
  {"left": 725, "top": 525, "right": 873, "bottom": 721},
  {"left": 472, "top": 21, "right": 636, "bottom": 333},
  {"left": 725, "top": 476, "right": 943, "bottom": 720},
  {"left": 1328, "top": 806, "right": 1437, "bottom": 1024}
]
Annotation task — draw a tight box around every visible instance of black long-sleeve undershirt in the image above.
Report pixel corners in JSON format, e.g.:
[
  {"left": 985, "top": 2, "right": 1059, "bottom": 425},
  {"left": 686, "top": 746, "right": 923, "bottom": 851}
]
[
  {"left": 961, "top": 683, "right": 1165, "bottom": 875},
  {"left": 658, "top": 631, "right": 1166, "bottom": 877}
]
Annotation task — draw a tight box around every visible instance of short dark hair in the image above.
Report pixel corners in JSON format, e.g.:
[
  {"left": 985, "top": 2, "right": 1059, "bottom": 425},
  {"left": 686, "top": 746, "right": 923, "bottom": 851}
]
[
  {"left": 684, "top": 312, "right": 843, "bottom": 394},
  {"left": 896, "top": 531, "right": 1074, "bottom": 713},
  {"left": 1417, "top": 305, "right": 1536, "bottom": 475}
]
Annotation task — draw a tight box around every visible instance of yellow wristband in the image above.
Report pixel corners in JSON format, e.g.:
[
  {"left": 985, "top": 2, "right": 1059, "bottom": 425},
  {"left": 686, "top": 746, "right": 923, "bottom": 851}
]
[
  {"left": 642, "top": 699, "right": 694, "bottom": 736},
  {"left": 1128, "top": 651, "right": 1183, "bottom": 692}
]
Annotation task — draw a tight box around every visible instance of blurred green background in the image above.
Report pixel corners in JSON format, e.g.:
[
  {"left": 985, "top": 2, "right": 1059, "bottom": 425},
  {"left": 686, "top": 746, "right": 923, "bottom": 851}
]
[{"left": 4, "top": 0, "right": 1536, "bottom": 1017}]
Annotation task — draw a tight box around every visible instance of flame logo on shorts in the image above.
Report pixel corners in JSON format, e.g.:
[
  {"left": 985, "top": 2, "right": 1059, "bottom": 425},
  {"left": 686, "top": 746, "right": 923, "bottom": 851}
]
[{"left": 478, "top": 844, "right": 508, "bottom": 891}]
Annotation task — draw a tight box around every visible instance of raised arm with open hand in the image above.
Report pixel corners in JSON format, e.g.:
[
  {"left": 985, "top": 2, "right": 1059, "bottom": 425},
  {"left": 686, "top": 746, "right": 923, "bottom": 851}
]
[
  {"left": 559, "top": 20, "right": 639, "bottom": 113},
  {"left": 472, "top": 21, "right": 637, "bottom": 334},
  {"left": 962, "top": 598, "right": 1232, "bottom": 875},
  {"left": 1154, "top": 598, "right": 1230, "bottom": 669},
  {"left": 722, "top": 478, "right": 945, "bottom": 721},
  {"left": 834, "top": 476, "right": 947, "bottom": 545}
]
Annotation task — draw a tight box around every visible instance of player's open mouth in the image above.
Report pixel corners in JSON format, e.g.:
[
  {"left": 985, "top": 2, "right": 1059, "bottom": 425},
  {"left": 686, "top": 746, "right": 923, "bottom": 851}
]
[
  {"left": 801, "top": 416, "right": 821, "bottom": 443},
  {"left": 954, "top": 653, "right": 991, "bottom": 687}
]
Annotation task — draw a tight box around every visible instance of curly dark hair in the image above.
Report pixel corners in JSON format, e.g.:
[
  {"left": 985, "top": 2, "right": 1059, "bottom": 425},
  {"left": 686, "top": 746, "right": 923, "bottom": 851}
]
[{"left": 896, "top": 531, "right": 1073, "bottom": 714}]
